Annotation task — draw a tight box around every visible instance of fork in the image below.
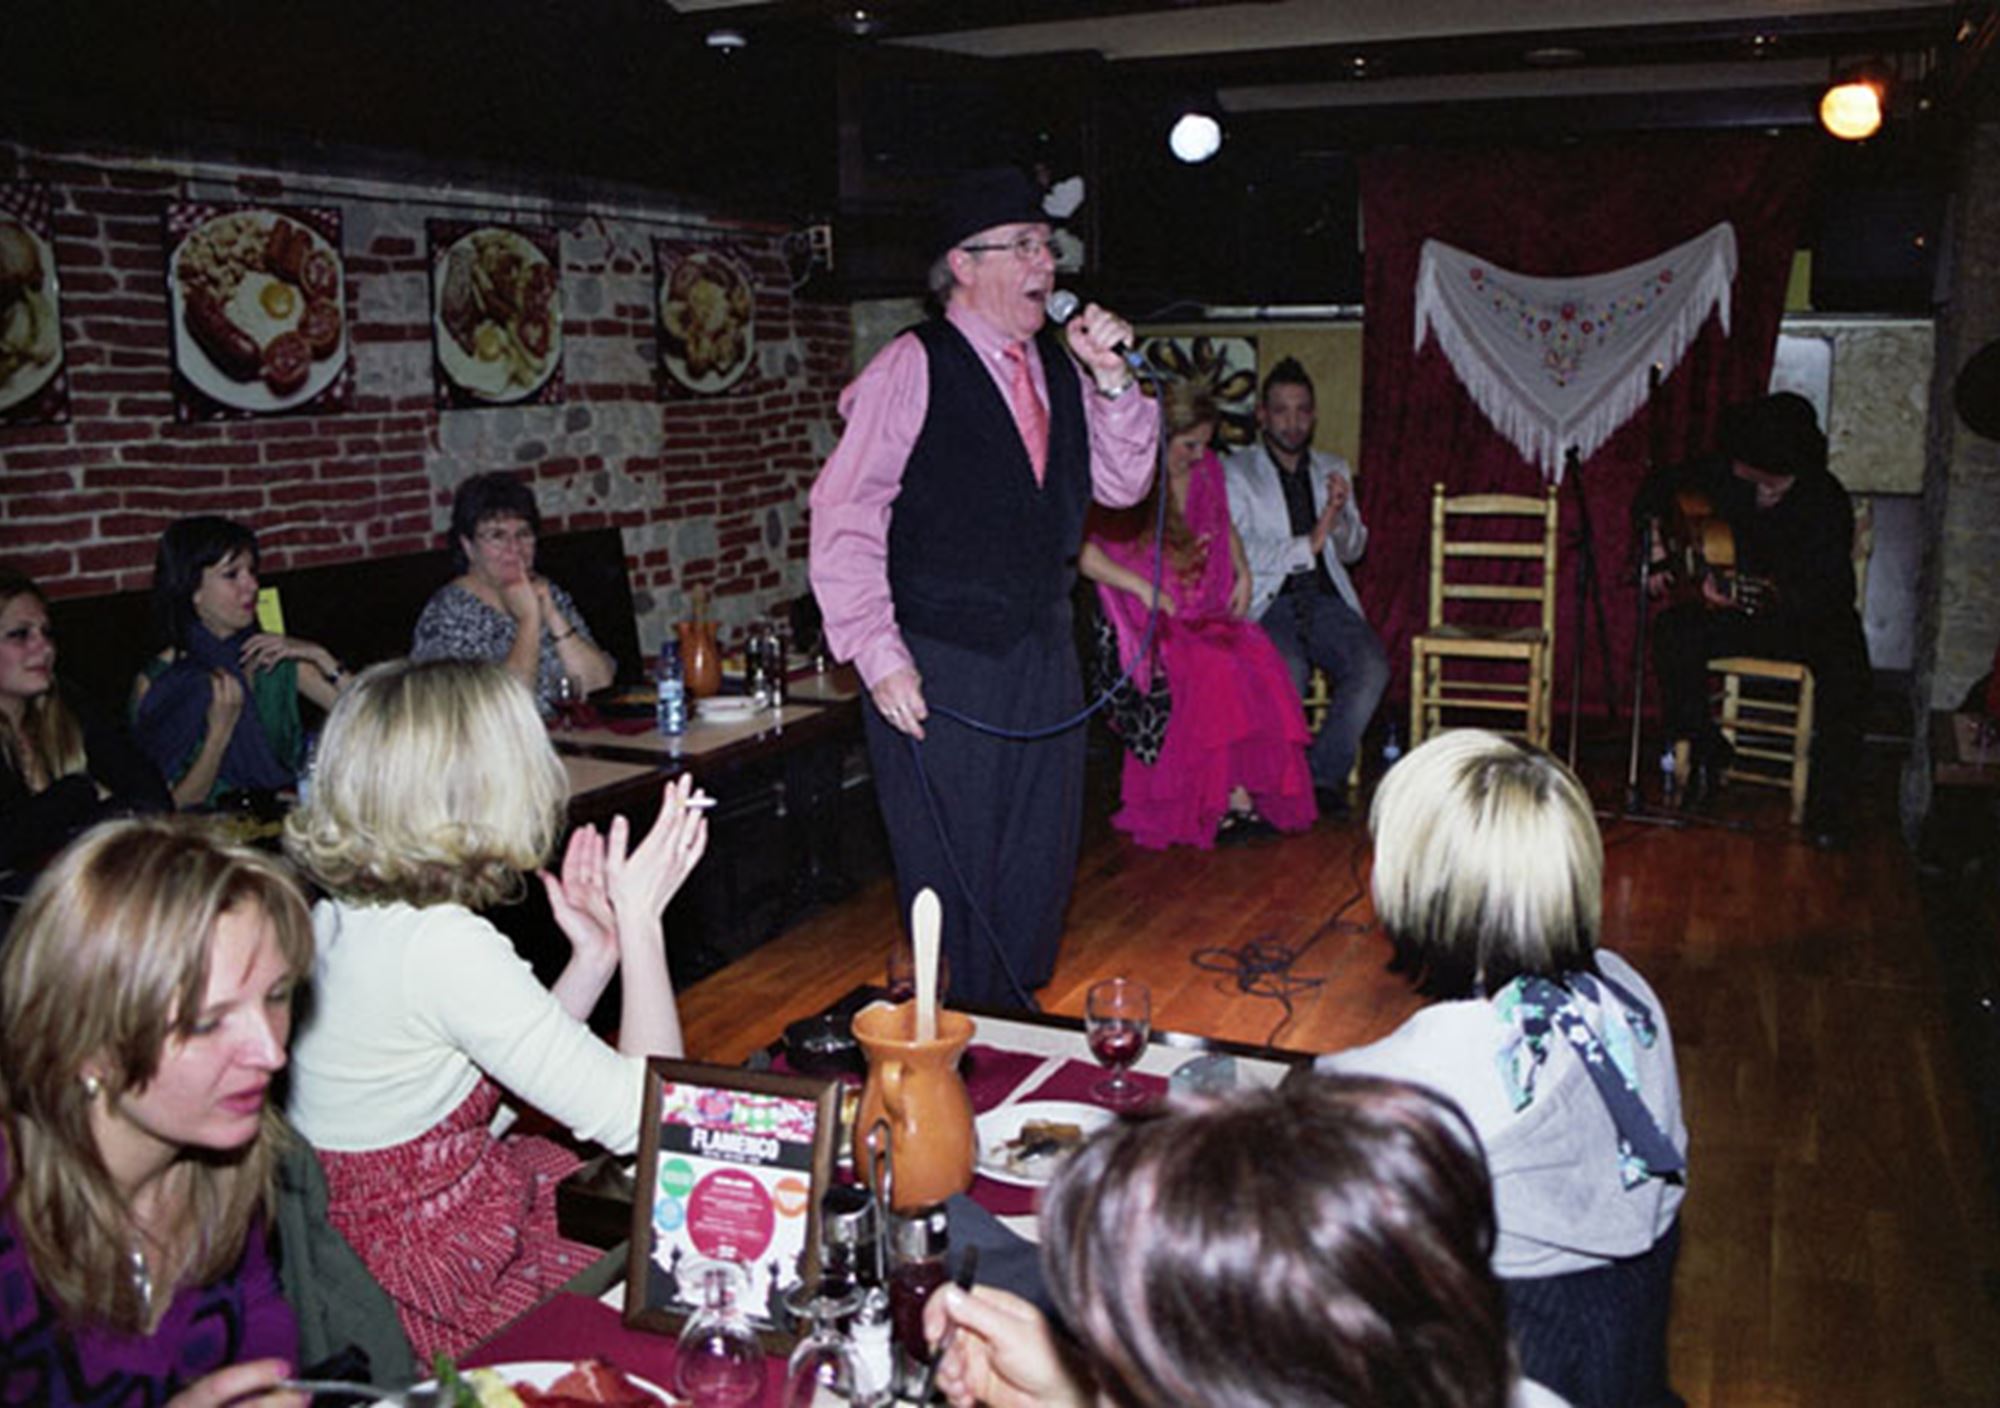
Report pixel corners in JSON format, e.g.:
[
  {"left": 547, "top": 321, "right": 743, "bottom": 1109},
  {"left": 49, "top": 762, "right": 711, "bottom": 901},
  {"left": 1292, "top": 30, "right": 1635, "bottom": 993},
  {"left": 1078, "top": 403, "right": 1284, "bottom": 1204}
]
[{"left": 278, "top": 1379, "right": 443, "bottom": 1407}]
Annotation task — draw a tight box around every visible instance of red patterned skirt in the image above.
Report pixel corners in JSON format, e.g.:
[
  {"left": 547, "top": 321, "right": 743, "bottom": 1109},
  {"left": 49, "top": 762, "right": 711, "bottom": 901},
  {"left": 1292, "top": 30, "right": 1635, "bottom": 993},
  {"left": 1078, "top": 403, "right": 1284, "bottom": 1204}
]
[{"left": 315, "top": 1079, "right": 599, "bottom": 1362}]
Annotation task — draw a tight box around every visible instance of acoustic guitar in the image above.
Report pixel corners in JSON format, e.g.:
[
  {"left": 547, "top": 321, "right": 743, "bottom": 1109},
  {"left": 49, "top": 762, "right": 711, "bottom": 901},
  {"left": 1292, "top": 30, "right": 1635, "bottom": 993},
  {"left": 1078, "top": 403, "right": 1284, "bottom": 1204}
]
[{"left": 1655, "top": 489, "right": 1778, "bottom": 615}]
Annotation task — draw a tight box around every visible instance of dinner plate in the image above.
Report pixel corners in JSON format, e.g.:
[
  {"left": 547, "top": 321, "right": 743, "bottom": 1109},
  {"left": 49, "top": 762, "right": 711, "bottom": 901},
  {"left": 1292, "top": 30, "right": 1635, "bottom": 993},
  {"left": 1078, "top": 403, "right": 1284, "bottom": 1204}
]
[
  {"left": 658, "top": 247, "right": 755, "bottom": 394},
  {"left": 0, "top": 218, "right": 63, "bottom": 414},
  {"left": 975, "top": 1099, "right": 1113, "bottom": 1189},
  {"left": 384, "top": 1360, "right": 680, "bottom": 1406},
  {"left": 168, "top": 208, "right": 347, "bottom": 413},
  {"left": 694, "top": 695, "right": 760, "bottom": 721},
  {"left": 434, "top": 226, "right": 562, "bottom": 403}
]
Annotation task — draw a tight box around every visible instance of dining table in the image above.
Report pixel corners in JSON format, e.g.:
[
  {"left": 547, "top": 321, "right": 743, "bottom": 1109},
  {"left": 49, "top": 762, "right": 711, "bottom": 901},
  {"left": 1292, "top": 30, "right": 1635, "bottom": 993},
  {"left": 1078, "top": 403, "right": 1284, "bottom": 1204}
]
[{"left": 469, "top": 996, "right": 1314, "bottom": 1404}]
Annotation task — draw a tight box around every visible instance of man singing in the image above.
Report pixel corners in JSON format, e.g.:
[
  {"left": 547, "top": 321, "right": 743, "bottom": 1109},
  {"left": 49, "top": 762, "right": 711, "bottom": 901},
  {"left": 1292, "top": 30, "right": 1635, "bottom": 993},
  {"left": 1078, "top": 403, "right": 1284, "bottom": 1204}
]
[{"left": 808, "top": 167, "right": 1159, "bottom": 1006}]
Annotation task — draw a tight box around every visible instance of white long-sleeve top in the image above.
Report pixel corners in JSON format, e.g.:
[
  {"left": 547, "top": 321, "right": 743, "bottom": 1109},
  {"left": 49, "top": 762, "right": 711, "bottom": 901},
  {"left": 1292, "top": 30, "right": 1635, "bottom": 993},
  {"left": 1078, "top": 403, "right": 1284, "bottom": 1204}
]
[{"left": 287, "top": 899, "right": 648, "bottom": 1155}]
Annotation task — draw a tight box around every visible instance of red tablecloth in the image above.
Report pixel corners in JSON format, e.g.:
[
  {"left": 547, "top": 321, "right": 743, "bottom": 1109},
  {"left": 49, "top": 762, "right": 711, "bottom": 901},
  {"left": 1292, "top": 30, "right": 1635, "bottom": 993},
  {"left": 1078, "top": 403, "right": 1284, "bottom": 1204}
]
[
  {"left": 467, "top": 1291, "right": 785, "bottom": 1405},
  {"left": 490, "top": 1041, "right": 1164, "bottom": 1391}
]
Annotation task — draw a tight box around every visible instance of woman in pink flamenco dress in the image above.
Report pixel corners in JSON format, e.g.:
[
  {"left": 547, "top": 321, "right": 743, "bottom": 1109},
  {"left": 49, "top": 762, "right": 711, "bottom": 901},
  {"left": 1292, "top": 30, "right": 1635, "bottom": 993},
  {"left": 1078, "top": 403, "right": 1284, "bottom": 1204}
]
[{"left": 1081, "top": 380, "right": 1317, "bottom": 849}]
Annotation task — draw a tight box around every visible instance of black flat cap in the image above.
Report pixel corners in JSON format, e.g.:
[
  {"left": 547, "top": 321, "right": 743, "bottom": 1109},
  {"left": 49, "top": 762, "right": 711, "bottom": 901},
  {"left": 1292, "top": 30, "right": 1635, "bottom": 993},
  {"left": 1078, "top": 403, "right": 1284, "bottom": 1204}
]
[
  {"left": 1719, "top": 391, "right": 1826, "bottom": 480},
  {"left": 933, "top": 167, "right": 1047, "bottom": 259}
]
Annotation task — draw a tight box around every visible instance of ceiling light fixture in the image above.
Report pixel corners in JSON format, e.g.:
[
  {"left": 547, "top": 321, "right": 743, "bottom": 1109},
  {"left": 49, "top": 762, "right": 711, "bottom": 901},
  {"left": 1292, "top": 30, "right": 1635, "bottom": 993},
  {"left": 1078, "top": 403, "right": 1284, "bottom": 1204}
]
[
  {"left": 1168, "top": 111, "right": 1223, "bottom": 164},
  {"left": 705, "top": 27, "right": 746, "bottom": 51},
  {"left": 1820, "top": 61, "right": 1889, "bottom": 141}
]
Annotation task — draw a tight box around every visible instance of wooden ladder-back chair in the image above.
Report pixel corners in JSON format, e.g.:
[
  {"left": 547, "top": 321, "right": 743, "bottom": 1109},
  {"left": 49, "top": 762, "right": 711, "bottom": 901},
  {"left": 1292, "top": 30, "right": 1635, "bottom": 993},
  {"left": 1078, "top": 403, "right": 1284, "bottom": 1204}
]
[
  {"left": 1703, "top": 493, "right": 1872, "bottom": 826},
  {"left": 1410, "top": 481, "right": 1561, "bottom": 749}
]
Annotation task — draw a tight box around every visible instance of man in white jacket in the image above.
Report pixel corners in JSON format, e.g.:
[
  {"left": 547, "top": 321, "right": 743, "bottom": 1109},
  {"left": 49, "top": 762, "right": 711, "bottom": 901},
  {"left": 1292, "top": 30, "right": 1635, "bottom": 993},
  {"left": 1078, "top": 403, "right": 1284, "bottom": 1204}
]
[{"left": 1224, "top": 358, "right": 1388, "bottom": 810}]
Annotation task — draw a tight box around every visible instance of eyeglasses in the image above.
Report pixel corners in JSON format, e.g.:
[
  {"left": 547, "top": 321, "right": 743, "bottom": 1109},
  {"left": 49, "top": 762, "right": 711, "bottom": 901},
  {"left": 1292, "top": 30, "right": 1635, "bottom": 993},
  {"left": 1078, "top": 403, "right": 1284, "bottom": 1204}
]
[
  {"left": 476, "top": 525, "right": 537, "bottom": 547},
  {"left": 2, "top": 624, "right": 55, "bottom": 647},
  {"left": 960, "top": 233, "right": 1057, "bottom": 263}
]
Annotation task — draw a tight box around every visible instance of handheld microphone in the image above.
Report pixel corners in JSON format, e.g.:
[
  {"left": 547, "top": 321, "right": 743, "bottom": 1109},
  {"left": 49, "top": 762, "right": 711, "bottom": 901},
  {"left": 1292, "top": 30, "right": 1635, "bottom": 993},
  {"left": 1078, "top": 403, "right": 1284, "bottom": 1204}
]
[{"left": 1044, "top": 289, "right": 1149, "bottom": 375}]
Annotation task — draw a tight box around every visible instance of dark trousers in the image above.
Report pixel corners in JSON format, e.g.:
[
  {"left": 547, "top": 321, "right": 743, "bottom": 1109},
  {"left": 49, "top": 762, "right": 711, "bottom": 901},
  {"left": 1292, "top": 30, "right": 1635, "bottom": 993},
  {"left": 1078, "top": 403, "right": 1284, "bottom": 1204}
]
[
  {"left": 1651, "top": 602, "right": 1871, "bottom": 823},
  {"left": 1255, "top": 587, "right": 1390, "bottom": 789},
  {"left": 1504, "top": 1218, "right": 1684, "bottom": 1408},
  {"left": 863, "top": 609, "right": 1086, "bottom": 1010}
]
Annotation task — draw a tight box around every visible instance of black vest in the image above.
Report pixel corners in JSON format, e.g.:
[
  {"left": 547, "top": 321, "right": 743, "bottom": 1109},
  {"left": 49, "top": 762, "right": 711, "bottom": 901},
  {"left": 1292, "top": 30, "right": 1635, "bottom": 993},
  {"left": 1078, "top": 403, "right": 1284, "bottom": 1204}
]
[{"left": 887, "top": 319, "right": 1091, "bottom": 653}]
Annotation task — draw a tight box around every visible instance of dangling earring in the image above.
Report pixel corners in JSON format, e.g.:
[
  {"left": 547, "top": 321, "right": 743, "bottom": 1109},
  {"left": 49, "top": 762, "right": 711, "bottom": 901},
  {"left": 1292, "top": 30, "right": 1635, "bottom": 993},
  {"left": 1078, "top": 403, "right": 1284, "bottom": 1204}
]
[{"left": 81, "top": 1073, "right": 103, "bottom": 1100}]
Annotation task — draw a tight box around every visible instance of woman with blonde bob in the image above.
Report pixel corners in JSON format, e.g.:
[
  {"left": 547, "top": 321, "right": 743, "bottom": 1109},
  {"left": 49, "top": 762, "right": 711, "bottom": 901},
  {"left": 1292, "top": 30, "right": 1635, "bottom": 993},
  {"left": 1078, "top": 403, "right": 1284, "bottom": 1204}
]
[
  {"left": 1320, "top": 729, "right": 1687, "bottom": 1408},
  {"left": 282, "top": 658, "right": 708, "bottom": 1360},
  {"left": 0, "top": 818, "right": 313, "bottom": 1406}
]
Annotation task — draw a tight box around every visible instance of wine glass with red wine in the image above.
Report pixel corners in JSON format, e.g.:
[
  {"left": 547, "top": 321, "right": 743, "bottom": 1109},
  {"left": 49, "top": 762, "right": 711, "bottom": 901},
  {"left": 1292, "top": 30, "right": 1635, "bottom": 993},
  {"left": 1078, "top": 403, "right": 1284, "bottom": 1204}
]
[
  {"left": 1085, "top": 977, "right": 1151, "bottom": 1107},
  {"left": 550, "top": 674, "right": 582, "bottom": 730}
]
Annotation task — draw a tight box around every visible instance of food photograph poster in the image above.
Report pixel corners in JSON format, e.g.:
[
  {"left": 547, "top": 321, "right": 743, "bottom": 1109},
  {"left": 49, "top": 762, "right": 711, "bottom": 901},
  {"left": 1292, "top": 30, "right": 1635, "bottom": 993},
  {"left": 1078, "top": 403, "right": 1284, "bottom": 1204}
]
[
  {"left": 639, "top": 1076, "right": 819, "bottom": 1329},
  {"left": 655, "top": 239, "right": 757, "bottom": 399},
  {"left": 164, "top": 202, "right": 352, "bottom": 423},
  {"left": 428, "top": 218, "right": 564, "bottom": 409},
  {"left": 1, "top": 183, "right": 69, "bottom": 428}
]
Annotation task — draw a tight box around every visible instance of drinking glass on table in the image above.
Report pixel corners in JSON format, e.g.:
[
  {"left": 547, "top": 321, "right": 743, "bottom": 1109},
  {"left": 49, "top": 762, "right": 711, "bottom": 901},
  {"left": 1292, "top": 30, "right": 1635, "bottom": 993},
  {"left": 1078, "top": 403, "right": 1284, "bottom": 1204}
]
[
  {"left": 1086, "top": 976, "right": 1152, "bottom": 1107},
  {"left": 550, "top": 674, "right": 582, "bottom": 730},
  {"left": 674, "top": 1260, "right": 764, "bottom": 1407}
]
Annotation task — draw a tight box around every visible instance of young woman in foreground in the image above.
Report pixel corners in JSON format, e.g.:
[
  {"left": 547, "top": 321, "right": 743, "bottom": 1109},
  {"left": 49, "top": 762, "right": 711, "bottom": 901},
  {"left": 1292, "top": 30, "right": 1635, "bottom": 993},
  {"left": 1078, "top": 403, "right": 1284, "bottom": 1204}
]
[{"left": 0, "top": 819, "right": 313, "bottom": 1406}]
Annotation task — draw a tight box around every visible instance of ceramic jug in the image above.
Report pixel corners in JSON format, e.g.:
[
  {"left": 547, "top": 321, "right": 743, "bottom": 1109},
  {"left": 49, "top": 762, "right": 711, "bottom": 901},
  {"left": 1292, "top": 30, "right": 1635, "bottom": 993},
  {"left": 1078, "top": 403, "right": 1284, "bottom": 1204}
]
[
  {"left": 852, "top": 1001, "right": 975, "bottom": 1211},
  {"left": 677, "top": 618, "right": 722, "bottom": 699}
]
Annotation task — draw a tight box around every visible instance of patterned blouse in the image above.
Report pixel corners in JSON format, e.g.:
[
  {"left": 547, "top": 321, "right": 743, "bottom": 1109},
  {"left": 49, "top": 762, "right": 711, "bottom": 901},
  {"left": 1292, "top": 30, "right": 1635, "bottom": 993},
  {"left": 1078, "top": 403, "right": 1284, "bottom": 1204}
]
[{"left": 409, "top": 580, "right": 600, "bottom": 715}]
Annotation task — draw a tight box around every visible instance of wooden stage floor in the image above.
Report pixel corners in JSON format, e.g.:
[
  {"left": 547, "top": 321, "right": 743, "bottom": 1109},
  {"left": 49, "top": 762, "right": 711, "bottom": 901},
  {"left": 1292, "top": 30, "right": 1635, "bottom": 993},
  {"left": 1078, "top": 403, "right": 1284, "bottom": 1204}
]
[{"left": 674, "top": 754, "right": 2000, "bottom": 1406}]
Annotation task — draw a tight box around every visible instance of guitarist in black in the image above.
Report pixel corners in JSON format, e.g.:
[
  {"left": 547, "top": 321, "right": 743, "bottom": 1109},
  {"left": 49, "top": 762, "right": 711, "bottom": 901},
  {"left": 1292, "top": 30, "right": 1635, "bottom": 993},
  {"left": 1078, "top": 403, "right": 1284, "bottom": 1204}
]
[{"left": 1639, "top": 391, "right": 1871, "bottom": 848}]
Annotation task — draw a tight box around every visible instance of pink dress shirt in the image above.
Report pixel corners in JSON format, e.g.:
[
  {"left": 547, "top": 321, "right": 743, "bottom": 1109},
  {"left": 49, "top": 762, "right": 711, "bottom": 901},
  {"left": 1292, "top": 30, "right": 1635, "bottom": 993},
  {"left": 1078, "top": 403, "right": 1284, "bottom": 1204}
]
[{"left": 809, "top": 303, "right": 1159, "bottom": 687}]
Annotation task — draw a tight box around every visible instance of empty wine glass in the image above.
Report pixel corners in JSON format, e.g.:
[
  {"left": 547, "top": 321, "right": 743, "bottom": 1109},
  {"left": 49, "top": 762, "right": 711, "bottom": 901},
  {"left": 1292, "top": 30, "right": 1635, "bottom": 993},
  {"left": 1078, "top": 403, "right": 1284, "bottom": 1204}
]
[
  {"left": 1085, "top": 976, "right": 1152, "bottom": 1107},
  {"left": 674, "top": 1259, "right": 765, "bottom": 1407},
  {"left": 781, "top": 1283, "right": 864, "bottom": 1408}
]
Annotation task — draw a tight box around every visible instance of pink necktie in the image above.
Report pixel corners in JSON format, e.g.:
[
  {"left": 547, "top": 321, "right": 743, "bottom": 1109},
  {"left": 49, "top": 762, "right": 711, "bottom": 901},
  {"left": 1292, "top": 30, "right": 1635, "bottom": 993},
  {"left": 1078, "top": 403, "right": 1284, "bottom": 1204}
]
[{"left": 1004, "top": 342, "right": 1049, "bottom": 485}]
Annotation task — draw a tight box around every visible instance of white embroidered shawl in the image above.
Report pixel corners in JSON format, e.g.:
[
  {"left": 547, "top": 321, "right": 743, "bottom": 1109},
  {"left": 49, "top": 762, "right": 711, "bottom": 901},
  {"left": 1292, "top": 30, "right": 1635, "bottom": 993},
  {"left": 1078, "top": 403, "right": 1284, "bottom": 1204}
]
[{"left": 1414, "top": 222, "right": 1737, "bottom": 482}]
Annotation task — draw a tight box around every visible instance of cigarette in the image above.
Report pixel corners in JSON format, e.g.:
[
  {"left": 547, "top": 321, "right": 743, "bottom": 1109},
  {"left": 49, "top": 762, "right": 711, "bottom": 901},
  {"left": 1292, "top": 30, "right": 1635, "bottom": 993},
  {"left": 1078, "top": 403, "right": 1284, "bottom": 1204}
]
[{"left": 682, "top": 795, "right": 717, "bottom": 809}]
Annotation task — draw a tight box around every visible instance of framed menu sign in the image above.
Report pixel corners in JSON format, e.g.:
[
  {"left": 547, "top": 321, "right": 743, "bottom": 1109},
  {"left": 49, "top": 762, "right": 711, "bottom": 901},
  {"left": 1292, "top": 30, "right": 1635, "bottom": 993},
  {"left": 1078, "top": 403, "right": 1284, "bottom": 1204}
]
[{"left": 623, "top": 1058, "right": 839, "bottom": 1349}]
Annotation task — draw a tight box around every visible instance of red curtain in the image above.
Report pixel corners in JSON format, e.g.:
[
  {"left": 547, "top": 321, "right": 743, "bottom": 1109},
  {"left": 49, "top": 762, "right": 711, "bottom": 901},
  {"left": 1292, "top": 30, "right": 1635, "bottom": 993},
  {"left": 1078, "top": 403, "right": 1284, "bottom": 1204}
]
[{"left": 1354, "top": 134, "right": 1818, "bottom": 727}]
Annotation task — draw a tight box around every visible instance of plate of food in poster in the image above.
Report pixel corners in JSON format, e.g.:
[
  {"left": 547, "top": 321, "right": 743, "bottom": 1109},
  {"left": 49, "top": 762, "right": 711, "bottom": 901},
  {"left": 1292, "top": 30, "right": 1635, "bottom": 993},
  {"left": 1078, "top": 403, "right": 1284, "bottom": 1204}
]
[
  {"left": 0, "top": 183, "right": 69, "bottom": 424},
  {"left": 166, "top": 203, "right": 350, "bottom": 419},
  {"left": 431, "top": 220, "right": 563, "bottom": 407},
  {"left": 656, "top": 241, "right": 755, "bottom": 396}
]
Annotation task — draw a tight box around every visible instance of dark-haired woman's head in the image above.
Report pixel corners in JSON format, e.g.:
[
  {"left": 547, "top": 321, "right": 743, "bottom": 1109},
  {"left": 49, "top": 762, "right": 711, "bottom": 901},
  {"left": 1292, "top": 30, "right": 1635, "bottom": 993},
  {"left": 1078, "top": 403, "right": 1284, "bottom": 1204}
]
[
  {"left": 1039, "top": 1075, "right": 1512, "bottom": 1408},
  {"left": 1370, "top": 728, "right": 1602, "bottom": 999},
  {"left": 449, "top": 472, "right": 542, "bottom": 577},
  {"left": 152, "top": 516, "right": 260, "bottom": 650}
]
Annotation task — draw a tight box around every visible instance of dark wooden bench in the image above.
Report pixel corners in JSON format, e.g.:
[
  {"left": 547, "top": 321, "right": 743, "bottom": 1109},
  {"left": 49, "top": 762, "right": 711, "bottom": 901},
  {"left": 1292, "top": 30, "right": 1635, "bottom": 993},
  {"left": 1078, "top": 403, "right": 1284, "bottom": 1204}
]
[{"left": 47, "top": 526, "right": 646, "bottom": 718}]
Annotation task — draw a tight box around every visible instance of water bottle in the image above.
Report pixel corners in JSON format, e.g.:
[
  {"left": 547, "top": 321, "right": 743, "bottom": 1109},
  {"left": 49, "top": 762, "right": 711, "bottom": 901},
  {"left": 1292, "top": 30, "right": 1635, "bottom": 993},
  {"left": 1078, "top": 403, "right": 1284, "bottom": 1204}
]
[
  {"left": 657, "top": 639, "right": 687, "bottom": 737},
  {"left": 1381, "top": 723, "right": 1402, "bottom": 765},
  {"left": 1659, "top": 744, "right": 1676, "bottom": 802}
]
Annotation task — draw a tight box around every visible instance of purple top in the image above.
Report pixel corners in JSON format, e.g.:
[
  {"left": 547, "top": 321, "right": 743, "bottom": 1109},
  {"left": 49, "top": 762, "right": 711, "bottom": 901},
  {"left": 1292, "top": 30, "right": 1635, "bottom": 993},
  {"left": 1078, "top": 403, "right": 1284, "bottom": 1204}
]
[{"left": 0, "top": 1154, "right": 298, "bottom": 1406}]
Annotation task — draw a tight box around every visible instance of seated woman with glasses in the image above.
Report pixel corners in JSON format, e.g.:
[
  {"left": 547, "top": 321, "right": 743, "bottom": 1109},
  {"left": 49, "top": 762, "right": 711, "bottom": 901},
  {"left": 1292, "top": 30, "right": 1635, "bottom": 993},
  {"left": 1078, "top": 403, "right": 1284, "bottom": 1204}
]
[
  {"left": 1079, "top": 379, "right": 1316, "bottom": 848},
  {"left": 924, "top": 1074, "right": 1568, "bottom": 1408},
  {"left": 411, "top": 471, "right": 615, "bottom": 715},
  {"left": 0, "top": 819, "right": 314, "bottom": 1407},
  {"left": 1320, "top": 729, "right": 1687, "bottom": 1408}
]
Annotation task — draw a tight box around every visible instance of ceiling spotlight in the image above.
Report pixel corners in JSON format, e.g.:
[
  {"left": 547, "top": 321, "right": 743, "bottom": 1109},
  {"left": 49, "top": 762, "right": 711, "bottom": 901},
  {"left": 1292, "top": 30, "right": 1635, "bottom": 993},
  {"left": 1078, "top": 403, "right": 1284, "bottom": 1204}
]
[
  {"left": 1820, "top": 62, "right": 1889, "bottom": 141},
  {"left": 705, "top": 27, "right": 747, "bottom": 52},
  {"left": 1168, "top": 111, "right": 1223, "bottom": 164},
  {"left": 842, "top": 8, "right": 881, "bottom": 36}
]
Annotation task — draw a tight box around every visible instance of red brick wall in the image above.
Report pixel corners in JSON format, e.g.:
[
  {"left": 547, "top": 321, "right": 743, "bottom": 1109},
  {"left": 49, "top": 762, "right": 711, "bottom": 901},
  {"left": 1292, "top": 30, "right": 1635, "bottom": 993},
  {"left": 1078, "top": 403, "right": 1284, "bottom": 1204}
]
[{"left": 0, "top": 140, "right": 852, "bottom": 650}]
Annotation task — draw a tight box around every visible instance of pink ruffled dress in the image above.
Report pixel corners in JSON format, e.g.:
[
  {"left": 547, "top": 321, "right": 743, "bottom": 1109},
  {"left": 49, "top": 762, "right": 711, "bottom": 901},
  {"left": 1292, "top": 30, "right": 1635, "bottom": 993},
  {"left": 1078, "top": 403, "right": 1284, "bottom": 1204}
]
[{"left": 1090, "top": 451, "right": 1317, "bottom": 849}]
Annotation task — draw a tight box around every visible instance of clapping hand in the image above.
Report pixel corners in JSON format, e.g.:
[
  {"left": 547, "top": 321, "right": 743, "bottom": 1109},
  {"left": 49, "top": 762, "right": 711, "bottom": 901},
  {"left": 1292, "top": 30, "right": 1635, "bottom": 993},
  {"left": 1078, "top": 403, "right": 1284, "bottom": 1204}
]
[
  {"left": 540, "top": 823, "right": 617, "bottom": 975},
  {"left": 606, "top": 773, "right": 710, "bottom": 936}
]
